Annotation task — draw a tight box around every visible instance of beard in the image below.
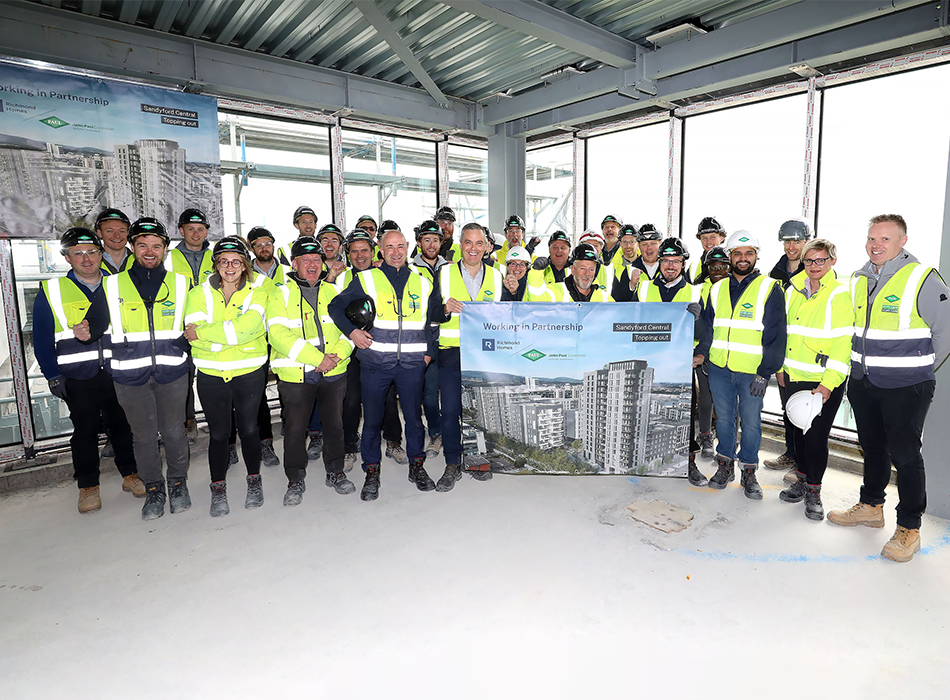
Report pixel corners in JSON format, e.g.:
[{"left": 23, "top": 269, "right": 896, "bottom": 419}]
[
  {"left": 732, "top": 260, "right": 753, "bottom": 274},
  {"left": 256, "top": 250, "right": 274, "bottom": 263}
]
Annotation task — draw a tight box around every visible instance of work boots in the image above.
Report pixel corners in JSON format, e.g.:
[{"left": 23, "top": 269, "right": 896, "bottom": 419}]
[
  {"left": 245, "top": 474, "right": 264, "bottom": 508},
  {"left": 260, "top": 439, "right": 280, "bottom": 467},
  {"left": 881, "top": 526, "right": 921, "bottom": 563},
  {"left": 209, "top": 481, "right": 229, "bottom": 518},
  {"left": 779, "top": 476, "right": 806, "bottom": 503},
  {"left": 764, "top": 454, "right": 796, "bottom": 470},
  {"left": 78, "top": 486, "right": 101, "bottom": 514},
  {"left": 326, "top": 470, "right": 356, "bottom": 495},
  {"left": 707, "top": 455, "right": 735, "bottom": 490},
  {"left": 804, "top": 483, "right": 823, "bottom": 521},
  {"left": 283, "top": 480, "right": 306, "bottom": 506},
  {"left": 739, "top": 464, "right": 763, "bottom": 500},
  {"left": 408, "top": 458, "right": 435, "bottom": 491},
  {"left": 385, "top": 440, "right": 409, "bottom": 465},
  {"left": 361, "top": 464, "right": 381, "bottom": 501},
  {"left": 184, "top": 419, "right": 198, "bottom": 446},
  {"left": 687, "top": 453, "right": 708, "bottom": 487},
  {"left": 307, "top": 432, "right": 323, "bottom": 461},
  {"left": 827, "top": 502, "right": 885, "bottom": 528},
  {"left": 142, "top": 481, "right": 167, "bottom": 521},
  {"left": 698, "top": 432, "right": 714, "bottom": 460},
  {"left": 168, "top": 478, "right": 192, "bottom": 514},
  {"left": 436, "top": 463, "right": 463, "bottom": 493},
  {"left": 122, "top": 473, "right": 146, "bottom": 498}
]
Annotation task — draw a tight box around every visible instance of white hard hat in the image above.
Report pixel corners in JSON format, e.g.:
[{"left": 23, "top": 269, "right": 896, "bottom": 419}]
[
  {"left": 785, "top": 390, "right": 824, "bottom": 434},
  {"left": 506, "top": 246, "right": 531, "bottom": 263},
  {"left": 579, "top": 228, "right": 605, "bottom": 246},
  {"left": 724, "top": 230, "right": 760, "bottom": 253}
]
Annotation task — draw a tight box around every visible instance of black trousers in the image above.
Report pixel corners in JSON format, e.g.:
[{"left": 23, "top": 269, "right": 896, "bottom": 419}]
[
  {"left": 849, "top": 376, "right": 935, "bottom": 530},
  {"left": 279, "top": 376, "right": 346, "bottom": 481},
  {"left": 343, "top": 355, "right": 402, "bottom": 452},
  {"left": 197, "top": 366, "right": 265, "bottom": 483},
  {"left": 64, "top": 369, "right": 136, "bottom": 488},
  {"left": 786, "top": 380, "right": 845, "bottom": 487}
]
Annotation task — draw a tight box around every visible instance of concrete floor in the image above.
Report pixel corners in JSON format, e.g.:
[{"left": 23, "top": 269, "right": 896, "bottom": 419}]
[{"left": 1, "top": 441, "right": 948, "bottom": 700}]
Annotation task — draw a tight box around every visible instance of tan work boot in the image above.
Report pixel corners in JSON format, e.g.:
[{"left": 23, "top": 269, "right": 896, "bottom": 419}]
[
  {"left": 78, "top": 486, "right": 101, "bottom": 514},
  {"left": 122, "top": 473, "right": 146, "bottom": 498},
  {"left": 764, "top": 454, "right": 796, "bottom": 470},
  {"left": 783, "top": 468, "right": 801, "bottom": 485},
  {"left": 881, "top": 526, "right": 921, "bottom": 563},
  {"left": 827, "top": 502, "right": 885, "bottom": 528}
]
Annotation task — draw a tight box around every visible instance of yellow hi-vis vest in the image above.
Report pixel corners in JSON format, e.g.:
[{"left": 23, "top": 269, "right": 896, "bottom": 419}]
[
  {"left": 551, "top": 281, "right": 613, "bottom": 302},
  {"left": 104, "top": 271, "right": 190, "bottom": 385},
  {"left": 709, "top": 274, "right": 780, "bottom": 373},
  {"left": 167, "top": 246, "right": 214, "bottom": 286},
  {"left": 636, "top": 278, "right": 702, "bottom": 303},
  {"left": 41, "top": 276, "right": 109, "bottom": 377},
  {"left": 357, "top": 267, "right": 431, "bottom": 365},
  {"left": 267, "top": 277, "right": 352, "bottom": 381},
  {"left": 438, "top": 263, "right": 503, "bottom": 348},
  {"left": 184, "top": 273, "right": 271, "bottom": 381},
  {"left": 850, "top": 263, "right": 936, "bottom": 385},
  {"left": 783, "top": 270, "right": 853, "bottom": 389}
]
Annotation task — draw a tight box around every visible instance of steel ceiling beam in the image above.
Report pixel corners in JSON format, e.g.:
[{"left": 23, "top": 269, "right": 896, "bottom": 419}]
[{"left": 117, "top": 0, "right": 142, "bottom": 25}]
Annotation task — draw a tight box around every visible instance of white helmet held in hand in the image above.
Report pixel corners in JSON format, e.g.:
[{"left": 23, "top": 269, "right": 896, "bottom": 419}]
[
  {"left": 724, "top": 230, "right": 760, "bottom": 253},
  {"left": 785, "top": 390, "right": 824, "bottom": 434}
]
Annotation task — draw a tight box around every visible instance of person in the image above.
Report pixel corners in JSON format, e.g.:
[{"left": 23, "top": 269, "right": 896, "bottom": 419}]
[
  {"left": 340, "top": 228, "right": 405, "bottom": 470},
  {"left": 95, "top": 208, "right": 133, "bottom": 274},
  {"left": 317, "top": 223, "right": 348, "bottom": 285},
  {"left": 354, "top": 215, "right": 378, "bottom": 238},
  {"left": 267, "top": 236, "right": 355, "bottom": 506},
  {"left": 497, "top": 214, "right": 528, "bottom": 263},
  {"left": 277, "top": 205, "right": 319, "bottom": 265},
  {"left": 104, "top": 218, "right": 192, "bottom": 520},
  {"left": 600, "top": 214, "right": 623, "bottom": 264},
  {"left": 248, "top": 226, "right": 290, "bottom": 285},
  {"left": 688, "top": 216, "right": 727, "bottom": 283},
  {"left": 695, "top": 231, "right": 786, "bottom": 499},
  {"left": 578, "top": 229, "right": 614, "bottom": 292},
  {"left": 183, "top": 237, "right": 270, "bottom": 516},
  {"left": 828, "top": 214, "right": 950, "bottom": 562},
  {"left": 763, "top": 218, "right": 815, "bottom": 475},
  {"left": 614, "top": 223, "right": 640, "bottom": 269},
  {"left": 552, "top": 244, "right": 614, "bottom": 302},
  {"left": 774, "top": 238, "right": 853, "bottom": 521},
  {"left": 329, "top": 228, "right": 441, "bottom": 501},
  {"left": 612, "top": 224, "right": 661, "bottom": 298},
  {"left": 693, "top": 246, "right": 731, "bottom": 461},
  {"left": 527, "top": 230, "right": 573, "bottom": 288},
  {"left": 32, "top": 227, "right": 141, "bottom": 513},
  {"left": 435, "top": 206, "right": 462, "bottom": 261},
  {"left": 501, "top": 247, "right": 555, "bottom": 301}
]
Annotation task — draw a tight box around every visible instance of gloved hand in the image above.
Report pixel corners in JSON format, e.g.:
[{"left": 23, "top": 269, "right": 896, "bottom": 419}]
[
  {"left": 48, "top": 377, "right": 68, "bottom": 401},
  {"left": 526, "top": 236, "right": 542, "bottom": 254},
  {"left": 686, "top": 302, "right": 702, "bottom": 320},
  {"left": 531, "top": 256, "right": 549, "bottom": 270},
  {"left": 815, "top": 352, "right": 829, "bottom": 368},
  {"left": 750, "top": 375, "right": 768, "bottom": 397}
]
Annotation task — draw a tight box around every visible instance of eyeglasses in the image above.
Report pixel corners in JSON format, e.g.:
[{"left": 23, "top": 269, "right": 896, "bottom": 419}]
[
  {"left": 803, "top": 256, "right": 831, "bottom": 267},
  {"left": 68, "top": 250, "right": 102, "bottom": 259},
  {"left": 217, "top": 259, "right": 245, "bottom": 269},
  {"left": 251, "top": 241, "right": 273, "bottom": 249}
]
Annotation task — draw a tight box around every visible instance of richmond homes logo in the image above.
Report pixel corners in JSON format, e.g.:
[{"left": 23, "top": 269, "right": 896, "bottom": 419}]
[
  {"left": 40, "top": 116, "right": 70, "bottom": 129},
  {"left": 522, "top": 349, "right": 546, "bottom": 362}
]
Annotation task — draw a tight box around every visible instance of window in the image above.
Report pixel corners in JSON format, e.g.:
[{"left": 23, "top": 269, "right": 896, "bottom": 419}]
[
  {"left": 446, "top": 143, "right": 488, "bottom": 228},
  {"left": 526, "top": 142, "right": 574, "bottom": 241}
]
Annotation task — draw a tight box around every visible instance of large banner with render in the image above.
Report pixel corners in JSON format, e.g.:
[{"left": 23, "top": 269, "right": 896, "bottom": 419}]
[
  {"left": 0, "top": 61, "right": 221, "bottom": 238},
  {"left": 460, "top": 302, "right": 695, "bottom": 477}
]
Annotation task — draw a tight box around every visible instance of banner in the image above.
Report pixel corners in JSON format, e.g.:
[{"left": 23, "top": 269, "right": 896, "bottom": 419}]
[
  {"left": 460, "top": 302, "right": 695, "bottom": 477},
  {"left": 0, "top": 61, "right": 221, "bottom": 238}
]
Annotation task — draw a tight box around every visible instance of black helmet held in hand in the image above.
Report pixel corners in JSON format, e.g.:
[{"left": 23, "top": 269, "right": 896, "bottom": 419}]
[{"left": 345, "top": 297, "right": 376, "bottom": 331}]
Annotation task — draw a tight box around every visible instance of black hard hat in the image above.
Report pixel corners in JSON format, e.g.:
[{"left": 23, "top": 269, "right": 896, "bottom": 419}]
[
  {"left": 572, "top": 243, "right": 601, "bottom": 264},
  {"left": 247, "top": 226, "right": 275, "bottom": 246},
  {"left": 778, "top": 219, "right": 813, "bottom": 241},
  {"left": 345, "top": 297, "right": 376, "bottom": 331},
  {"left": 378, "top": 219, "right": 401, "bottom": 239},
  {"left": 129, "top": 217, "right": 170, "bottom": 246},
  {"left": 293, "top": 206, "right": 317, "bottom": 224},
  {"left": 345, "top": 229, "right": 376, "bottom": 252},
  {"left": 416, "top": 219, "right": 442, "bottom": 240},
  {"left": 212, "top": 236, "right": 250, "bottom": 262},
  {"left": 637, "top": 224, "right": 663, "bottom": 242},
  {"left": 505, "top": 214, "right": 525, "bottom": 230},
  {"left": 178, "top": 208, "right": 209, "bottom": 229},
  {"left": 618, "top": 223, "right": 639, "bottom": 239},
  {"left": 94, "top": 208, "right": 130, "bottom": 229},
  {"left": 704, "top": 246, "right": 730, "bottom": 267},
  {"left": 61, "top": 227, "right": 103, "bottom": 254},
  {"left": 291, "top": 236, "right": 325, "bottom": 260},
  {"left": 658, "top": 237, "right": 690, "bottom": 261},
  {"left": 355, "top": 214, "right": 378, "bottom": 229},
  {"left": 601, "top": 214, "right": 623, "bottom": 228},
  {"left": 548, "top": 230, "right": 571, "bottom": 247},
  {"left": 697, "top": 216, "right": 725, "bottom": 237},
  {"left": 435, "top": 206, "right": 456, "bottom": 222},
  {"left": 317, "top": 223, "right": 345, "bottom": 242}
]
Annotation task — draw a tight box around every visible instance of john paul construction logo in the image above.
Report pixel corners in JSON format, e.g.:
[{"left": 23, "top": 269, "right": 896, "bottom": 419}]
[
  {"left": 40, "top": 116, "right": 70, "bottom": 129},
  {"left": 522, "top": 349, "right": 546, "bottom": 362}
]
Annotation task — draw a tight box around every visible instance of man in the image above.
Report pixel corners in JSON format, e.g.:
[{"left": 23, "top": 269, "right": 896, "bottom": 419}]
[
  {"left": 497, "top": 214, "right": 527, "bottom": 263},
  {"left": 354, "top": 215, "right": 378, "bottom": 237},
  {"left": 278, "top": 205, "right": 319, "bottom": 265},
  {"left": 501, "top": 247, "right": 554, "bottom": 301},
  {"left": 104, "top": 218, "right": 192, "bottom": 520},
  {"left": 578, "top": 229, "right": 614, "bottom": 292},
  {"left": 329, "top": 228, "right": 441, "bottom": 501},
  {"left": 33, "top": 227, "right": 142, "bottom": 513},
  {"left": 615, "top": 224, "right": 640, "bottom": 268},
  {"left": 600, "top": 214, "right": 623, "bottom": 264},
  {"left": 317, "top": 223, "right": 348, "bottom": 284},
  {"left": 696, "top": 231, "right": 785, "bottom": 500},
  {"left": 434, "top": 222, "right": 505, "bottom": 492},
  {"left": 340, "top": 229, "right": 406, "bottom": 470},
  {"left": 552, "top": 244, "right": 614, "bottom": 302},
  {"left": 688, "top": 217, "right": 727, "bottom": 284},
  {"left": 828, "top": 214, "right": 950, "bottom": 562},
  {"left": 612, "top": 224, "right": 662, "bottom": 299},
  {"left": 763, "top": 219, "right": 815, "bottom": 474},
  {"left": 527, "top": 230, "right": 573, "bottom": 288},
  {"left": 95, "top": 208, "right": 133, "bottom": 274},
  {"left": 267, "top": 236, "right": 354, "bottom": 506},
  {"left": 435, "top": 206, "right": 462, "bottom": 261}
]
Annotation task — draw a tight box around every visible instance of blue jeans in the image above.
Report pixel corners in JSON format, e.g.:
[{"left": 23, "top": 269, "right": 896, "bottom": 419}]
[
  {"left": 360, "top": 362, "right": 426, "bottom": 469},
  {"left": 707, "top": 363, "right": 764, "bottom": 466},
  {"left": 438, "top": 348, "right": 462, "bottom": 464},
  {"left": 423, "top": 347, "right": 441, "bottom": 438}
]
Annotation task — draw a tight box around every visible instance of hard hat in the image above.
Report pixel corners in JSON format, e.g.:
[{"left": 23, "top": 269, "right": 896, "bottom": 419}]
[
  {"left": 579, "top": 229, "right": 605, "bottom": 247},
  {"left": 658, "top": 237, "right": 690, "bottom": 261},
  {"left": 572, "top": 243, "right": 601, "bottom": 264},
  {"left": 505, "top": 246, "right": 531, "bottom": 264},
  {"left": 697, "top": 216, "right": 725, "bottom": 237},
  {"left": 61, "top": 227, "right": 103, "bottom": 254},
  {"left": 291, "top": 235, "right": 325, "bottom": 260},
  {"left": 637, "top": 224, "right": 663, "bottom": 242},
  {"left": 355, "top": 214, "right": 378, "bottom": 229},
  {"left": 345, "top": 229, "right": 376, "bottom": 252},
  {"left": 95, "top": 208, "right": 130, "bottom": 229},
  {"left": 548, "top": 230, "right": 571, "bottom": 247},
  {"left": 293, "top": 206, "right": 317, "bottom": 224},
  {"left": 129, "top": 217, "right": 170, "bottom": 246},
  {"left": 504, "top": 214, "right": 525, "bottom": 231},
  {"left": 704, "top": 246, "right": 729, "bottom": 265},
  {"left": 415, "top": 219, "right": 442, "bottom": 240},
  {"left": 785, "top": 390, "right": 824, "bottom": 434},
  {"left": 378, "top": 219, "right": 401, "bottom": 237},
  {"left": 724, "top": 230, "right": 760, "bottom": 252},
  {"left": 618, "top": 223, "right": 639, "bottom": 239},
  {"left": 778, "top": 219, "right": 813, "bottom": 241},
  {"left": 212, "top": 236, "right": 250, "bottom": 262},
  {"left": 178, "top": 208, "right": 209, "bottom": 229},
  {"left": 317, "top": 223, "right": 345, "bottom": 242},
  {"left": 247, "top": 226, "right": 275, "bottom": 246},
  {"left": 345, "top": 297, "right": 376, "bottom": 331},
  {"left": 434, "top": 206, "right": 456, "bottom": 222},
  {"left": 601, "top": 214, "right": 622, "bottom": 229}
]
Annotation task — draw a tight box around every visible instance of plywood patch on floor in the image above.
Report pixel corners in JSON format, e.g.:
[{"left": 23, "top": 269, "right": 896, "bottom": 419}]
[{"left": 626, "top": 500, "right": 694, "bottom": 533}]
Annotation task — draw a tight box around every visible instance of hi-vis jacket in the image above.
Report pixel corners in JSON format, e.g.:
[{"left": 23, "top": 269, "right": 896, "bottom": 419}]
[
  {"left": 783, "top": 269, "right": 853, "bottom": 390},
  {"left": 104, "top": 270, "right": 190, "bottom": 386},
  {"left": 101, "top": 248, "right": 132, "bottom": 275},
  {"left": 635, "top": 278, "right": 702, "bottom": 303},
  {"left": 39, "top": 275, "right": 110, "bottom": 380},
  {"left": 551, "top": 277, "right": 614, "bottom": 302},
  {"left": 167, "top": 242, "right": 214, "bottom": 286},
  {"left": 184, "top": 273, "right": 271, "bottom": 381},
  {"left": 267, "top": 276, "right": 352, "bottom": 381},
  {"left": 708, "top": 272, "right": 783, "bottom": 375},
  {"left": 438, "top": 262, "right": 503, "bottom": 349}
]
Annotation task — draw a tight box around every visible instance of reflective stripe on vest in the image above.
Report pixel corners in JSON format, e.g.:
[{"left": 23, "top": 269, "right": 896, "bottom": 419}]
[
  {"left": 438, "top": 264, "right": 502, "bottom": 346},
  {"left": 783, "top": 275, "right": 853, "bottom": 380},
  {"left": 709, "top": 275, "right": 777, "bottom": 372},
  {"left": 41, "top": 277, "right": 110, "bottom": 372},
  {"left": 637, "top": 279, "right": 701, "bottom": 303},
  {"left": 358, "top": 268, "right": 431, "bottom": 364}
]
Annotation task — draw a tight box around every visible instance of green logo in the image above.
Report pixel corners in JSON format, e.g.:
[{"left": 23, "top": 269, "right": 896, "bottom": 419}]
[
  {"left": 738, "top": 236, "right": 749, "bottom": 242},
  {"left": 741, "top": 302, "right": 753, "bottom": 309},
  {"left": 40, "top": 116, "right": 69, "bottom": 129},
  {"left": 161, "top": 301, "right": 174, "bottom": 307},
  {"left": 884, "top": 294, "right": 900, "bottom": 303},
  {"left": 408, "top": 293, "right": 419, "bottom": 300},
  {"left": 484, "top": 290, "right": 493, "bottom": 296},
  {"left": 522, "top": 349, "right": 546, "bottom": 362}
]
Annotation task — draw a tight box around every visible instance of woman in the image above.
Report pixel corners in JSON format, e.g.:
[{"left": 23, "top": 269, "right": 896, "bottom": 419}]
[
  {"left": 776, "top": 239, "right": 854, "bottom": 520},
  {"left": 184, "top": 237, "right": 271, "bottom": 516}
]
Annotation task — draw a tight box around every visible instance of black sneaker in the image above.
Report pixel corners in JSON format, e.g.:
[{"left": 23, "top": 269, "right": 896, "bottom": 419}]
[
  {"left": 141, "top": 481, "right": 166, "bottom": 521},
  {"left": 408, "top": 458, "right": 435, "bottom": 491},
  {"left": 261, "top": 439, "right": 280, "bottom": 467},
  {"left": 361, "top": 465, "right": 380, "bottom": 502},
  {"left": 740, "top": 466, "right": 763, "bottom": 500},
  {"left": 307, "top": 432, "right": 323, "bottom": 461},
  {"left": 436, "top": 463, "right": 463, "bottom": 492},
  {"left": 326, "top": 471, "right": 356, "bottom": 495},
  {"left": 707, "top": 455, "right": 735, "bottom": 490},
  {"left": 283, "top": 480, "right": 306, "bottom": 506},
  {"left": 168, "top": 477, "right": 192, "bottom": 513}
]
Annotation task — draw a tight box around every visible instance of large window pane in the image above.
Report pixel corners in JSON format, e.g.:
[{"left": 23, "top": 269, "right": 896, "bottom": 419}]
[
  {"left": 446, "top": 143, "right": 488, "bottom": 228},
  {"left": 682, "top": 94, "right": 807, "bottom": 264},
  {"left": 817, "top": 64, "right": 950, "bottom": 275},
  {"left": 526, "top": 143, "right": 574, "bottom": 240},
  {"left": 586, "top": 123, "right": 668, "bottom": 232}
]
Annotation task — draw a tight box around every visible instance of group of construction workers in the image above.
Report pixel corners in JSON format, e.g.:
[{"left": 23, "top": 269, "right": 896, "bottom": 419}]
[{"left": 33, "top": 203, "right": 947, "bottom": 563}]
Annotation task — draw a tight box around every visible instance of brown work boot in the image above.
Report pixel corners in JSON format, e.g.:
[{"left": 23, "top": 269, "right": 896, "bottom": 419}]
[
  {"left": 78, "top": 486, "right": 101, "bottom": 514},
  {"left": 122, "top": 473, "right": 146, "bottom": 498},
  {"left": 783, "top": 468, "right": 801, "bottom": 485},
  {"left": 764, "top": 454, "right": 796, "bottom": 470},
  {"left": 827, "top": 502, "right": 885, "bottom": 528},
  {"left": 881, "top": 526, "right": 921, "bottom": 563}
]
